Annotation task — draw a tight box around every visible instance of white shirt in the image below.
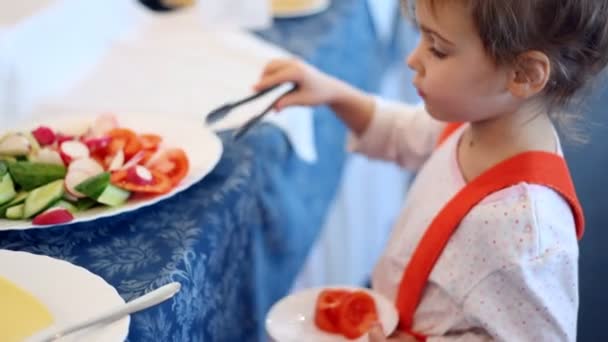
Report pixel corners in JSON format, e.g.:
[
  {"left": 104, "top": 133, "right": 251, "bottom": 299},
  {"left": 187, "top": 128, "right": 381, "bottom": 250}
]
[{"left": 350, "top": 99, "right": 580, "bottom": 341}]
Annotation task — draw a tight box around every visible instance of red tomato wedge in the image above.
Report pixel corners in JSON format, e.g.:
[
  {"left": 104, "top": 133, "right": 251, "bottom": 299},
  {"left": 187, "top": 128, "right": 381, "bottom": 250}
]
[
  {"left": 314, "top": 289, "right": 350, "bottom": 334},
  {"left": 138, "top": 134, "right": 162, "bottom": 151},
  {"left": 140, "top": 150, "right": 156, "bottom": 165},
  {"left": 314, "top": 289, "right": 379, "bottom": 339},
  {"left": 111, "top": 168, "right": 172, "bottom": 194},
  {"left": 337, "top": 291, "right": 379, "bottom": 340},
  {"left": 147, "top": 148, "right": 189, "bottom": 186},
  {"left": 108, "top": 128, "right": 142, "bottom": 159}
]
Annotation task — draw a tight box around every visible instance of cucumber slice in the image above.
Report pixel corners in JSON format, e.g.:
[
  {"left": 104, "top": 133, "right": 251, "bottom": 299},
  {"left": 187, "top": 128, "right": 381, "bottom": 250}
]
[
  {"left": 97, "top": 185, "right": 130, "bottom": 207},
  {"left": 75, "top": 172, "right": 110, "bottom": 199},
  {"left": 0, "top": 156, "right": 16, "bottom": 163},
  {"left": 24, "top": 180, "right": 64, "bottom": 218},
  {"left": 74, "top": 198, "right": 97, "bottom": 211},
  {"left": 0, "top": 191, "right": 28, "bottom": 217},
  {"left": 8, "top": 162, "right": 67, "bottom": 191},
  {"left": 52, "top": 200, "right": 79, "bottom": 214},
  {"left": 0, "top": 161, "right": 7, "bottom": 176},
  {"left": 5, "top": 204, "right": 24, "bottom": 220},
  {"left": 0, "top": 173, "right": 16, "bottom": 206}
]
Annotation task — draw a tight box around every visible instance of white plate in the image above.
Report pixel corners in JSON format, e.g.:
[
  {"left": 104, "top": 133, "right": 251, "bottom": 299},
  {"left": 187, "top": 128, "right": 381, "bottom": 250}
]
[
  {"left": 0, "top": 250, "right": 129, "bottom": 341},
  {"left": 0, "top": 113, "right": 223, "bottom": 231},
  {"left": 272, "top": 0, "right": 330, "bottom": 18},
  {"left": 266, "top": 286, "right": 399, "bottom": 342}
]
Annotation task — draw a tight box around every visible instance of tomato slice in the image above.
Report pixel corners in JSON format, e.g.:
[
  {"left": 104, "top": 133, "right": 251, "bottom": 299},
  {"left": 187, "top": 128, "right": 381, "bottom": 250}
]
[
  {"left": 314, "top": 289, "right": 350, "bottom": 334},
  {"left": 111, "top": 169, "right": 172, "bottom": 194},
  {"left": 139, "top": 134, "right": 162, "bottom": 151},
  {"left": 108, "top": 128, "right": 142, "bottom": 159},
  {"left": 148, "top": 148, "right": 189, "bottom": 186},
  {"left": 337, "top": 291, "right": 379, "bottom": 340},
  {"left": 140, "top": 150, "right": 156, "bottom": 165}
]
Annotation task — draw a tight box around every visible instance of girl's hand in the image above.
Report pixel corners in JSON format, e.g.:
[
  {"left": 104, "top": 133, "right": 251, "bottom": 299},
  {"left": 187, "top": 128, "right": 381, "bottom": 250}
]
[
  {"left": 368, "top": 324, "right": 419, "bottom": 342},
  {"left": 253, "top": 58, "right": 347, "bottom": 111},
  {"left": 255, "top": 58, "right": 375, "bottom": 135}
]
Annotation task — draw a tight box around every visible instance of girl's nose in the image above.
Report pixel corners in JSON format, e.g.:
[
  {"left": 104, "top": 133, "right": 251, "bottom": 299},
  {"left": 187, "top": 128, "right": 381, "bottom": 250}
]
[{"left": 406, "top": 42, "right": 424, "bottom": 75}]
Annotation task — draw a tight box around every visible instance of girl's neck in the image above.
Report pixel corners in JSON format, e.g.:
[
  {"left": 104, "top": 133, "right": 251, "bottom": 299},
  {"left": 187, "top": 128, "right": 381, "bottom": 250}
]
[
  {"left": 467, "top": 102, "right": 556, "bottom": 153},
  {"left": 458, "top": 102, "right": 557, "bottom": 182}
]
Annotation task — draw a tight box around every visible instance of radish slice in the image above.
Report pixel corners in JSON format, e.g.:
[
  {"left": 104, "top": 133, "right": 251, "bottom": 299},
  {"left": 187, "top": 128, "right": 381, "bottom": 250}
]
[
  {"left": 65, "top": 158, "right": 104, "bottom": 198},
  {"left": 32, "top": 207, "right": 74, "bottom": 225},
  {"left": 107, "top": 149, "right": 125, "bottom": 171},
  {"left": 65, "top": 170, "right": 91, "bottom": 198},
  {"left": 31, "top": 126, "right": 56, "bottom": 146},
  {"left": 30, "top": 148, "right": 64, "bottom": 166},
  {"left": 0, "top": 134, "right": 30, "bottom": 156},
  {"left": 63, "top": 192, "right": 79, "bottom": 203},
  {"left": 56, "top": 134, "right": 74, "bottom": 146},
  {"left": 69, "top": 158, "right": 104, "bottom": 175},
  {"left": 121, "top": 150, "right": 146, "bottom": 170},
  {"left": 82, "top": 136, "right": 111, "bottom": 154},
  {"left": 60, "top": 140, "right": 90, "bottom": 165},
  {"left": 126, "top": 166, "right": 153, "bottom": 185},
  {"left": 90, "top": 113, "right": 118, "bottom": 137}
]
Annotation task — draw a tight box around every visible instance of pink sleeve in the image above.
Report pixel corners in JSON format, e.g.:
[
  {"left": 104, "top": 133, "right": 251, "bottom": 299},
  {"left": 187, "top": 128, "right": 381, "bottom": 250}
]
[{"left": 348, "top": 97, "right": 445, "bottom": 171}]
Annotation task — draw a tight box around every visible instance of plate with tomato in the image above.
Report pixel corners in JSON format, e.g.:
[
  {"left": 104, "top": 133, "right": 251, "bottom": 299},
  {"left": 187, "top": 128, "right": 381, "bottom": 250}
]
[
  {"left": 266, "top": 286, "right": 399, "bottom": 342},
  {"left": 0, "top": 112, "right": 222, "bottom": 230}
]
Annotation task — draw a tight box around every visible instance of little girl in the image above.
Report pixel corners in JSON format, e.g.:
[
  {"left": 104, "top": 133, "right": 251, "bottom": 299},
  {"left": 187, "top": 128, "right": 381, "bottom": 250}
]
[{"left": 255, "top": 0, "right": 608, "bottom": 341}]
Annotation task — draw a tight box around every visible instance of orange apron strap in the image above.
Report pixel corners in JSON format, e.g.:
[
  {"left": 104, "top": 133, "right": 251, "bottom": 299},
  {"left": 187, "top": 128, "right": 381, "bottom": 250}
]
[{"left": 396, "top": 151, "right": 585, "bottom": 338}]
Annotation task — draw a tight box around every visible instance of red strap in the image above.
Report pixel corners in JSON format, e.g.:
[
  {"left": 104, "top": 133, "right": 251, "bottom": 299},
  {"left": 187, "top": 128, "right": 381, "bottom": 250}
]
[
  {"left": 404, "top": 328, "right": 427, "bottom": 341},
  {"left": 396, "top": 151, "right": 585, "bottom": 335}
]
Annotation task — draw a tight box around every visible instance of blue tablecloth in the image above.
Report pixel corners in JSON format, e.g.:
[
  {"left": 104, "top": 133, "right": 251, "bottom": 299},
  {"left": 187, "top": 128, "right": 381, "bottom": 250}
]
[{"left": 0, "top": 0, "right": 394, "bottom": 340}]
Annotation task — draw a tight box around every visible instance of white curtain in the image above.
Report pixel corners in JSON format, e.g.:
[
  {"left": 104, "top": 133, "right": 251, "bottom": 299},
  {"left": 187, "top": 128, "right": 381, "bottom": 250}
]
[{"left": 292, "top": 3, "right": 422, "bottom": 289}]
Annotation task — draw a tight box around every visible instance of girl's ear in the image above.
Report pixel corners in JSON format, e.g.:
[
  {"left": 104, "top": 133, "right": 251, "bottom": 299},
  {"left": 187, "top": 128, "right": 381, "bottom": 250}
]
[{"left": 507, "top": 51, "right": 551, "bottom": 99}]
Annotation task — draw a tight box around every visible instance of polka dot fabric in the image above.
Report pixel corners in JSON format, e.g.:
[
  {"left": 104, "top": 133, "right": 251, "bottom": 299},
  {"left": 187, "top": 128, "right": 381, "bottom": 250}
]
[{"left": 352, "top": 99, "right": 579, "bottom": 341}]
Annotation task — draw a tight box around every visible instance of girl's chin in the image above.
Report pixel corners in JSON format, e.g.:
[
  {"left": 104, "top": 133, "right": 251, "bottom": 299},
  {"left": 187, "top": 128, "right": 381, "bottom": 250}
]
[
  {"left": 425, "top": 104, "right": 463, "bottom": 123},
  {"left": 424, "top": 104, "right": 447, "bottom": 121}
]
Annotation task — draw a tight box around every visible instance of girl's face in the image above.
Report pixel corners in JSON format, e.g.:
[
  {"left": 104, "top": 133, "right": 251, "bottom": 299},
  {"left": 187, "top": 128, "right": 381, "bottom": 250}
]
[{"left": 407, "top": 0, "right": 517, "bottom": 123}]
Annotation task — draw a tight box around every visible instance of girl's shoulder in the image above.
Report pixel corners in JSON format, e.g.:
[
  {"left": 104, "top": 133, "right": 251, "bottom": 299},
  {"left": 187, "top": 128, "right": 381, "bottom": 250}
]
[
  {"left": 460, "top": 182, "right": 578, "bottom": 263},
  {"left": 433, "top": 183, "right": 578, "bottom": 298}
]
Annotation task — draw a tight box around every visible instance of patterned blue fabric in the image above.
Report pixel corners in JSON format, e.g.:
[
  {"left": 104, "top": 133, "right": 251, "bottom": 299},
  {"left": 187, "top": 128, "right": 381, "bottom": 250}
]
[{"left": 0, "top": 0, "right": 393, "bottom": 340}]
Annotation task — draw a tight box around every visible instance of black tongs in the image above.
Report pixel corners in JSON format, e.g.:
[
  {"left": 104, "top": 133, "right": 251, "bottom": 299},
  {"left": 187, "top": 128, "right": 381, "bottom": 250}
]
[{"left": 205, "top": 83, "right": 297, "bottom": 140}]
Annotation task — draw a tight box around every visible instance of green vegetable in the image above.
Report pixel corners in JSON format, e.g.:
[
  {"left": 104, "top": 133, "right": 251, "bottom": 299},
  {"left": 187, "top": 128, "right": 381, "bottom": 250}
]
[
  {"left": 74, "top": 198, "right": 97, "bottom": 211},
  {"left": 97, "top": 185, "right": 130, "bottom": 207},
  {"left": 0, "top": 161, "right": 7, "bottom": 176},
  {"left": 75, "top": 172, "right": 110, "bottom": 199},
  {"left": 0, "top": 191, "right": 28, "bottom": 217},
  {"left": 0, "top": 173, "right": 16, "bottom": 206},
  {"left": 51, "top": 200, "right": 79, "bottom": 214},
  {"left": 24, "top": 180, "right": 64, "bottom": 218},
  {"left": 8, "top": 161, "right": 67, "bottom": 191},
  {"left": 5, "top": 204, "right": 24, "bottom": 220}
]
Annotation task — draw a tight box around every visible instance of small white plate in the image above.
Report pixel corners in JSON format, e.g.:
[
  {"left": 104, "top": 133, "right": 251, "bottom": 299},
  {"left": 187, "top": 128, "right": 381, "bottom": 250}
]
[
  {"left": 0, "top": 250, "right": 129, "bottom": 341},
  {"left": 0, "top": 113, "right": 223, "bottom": 231},
  {"left": 271, "top": 0, "right": 330, "bottom": 18},
  {"left": 266, "top": 286, "right": 399, "bottom": 342}
]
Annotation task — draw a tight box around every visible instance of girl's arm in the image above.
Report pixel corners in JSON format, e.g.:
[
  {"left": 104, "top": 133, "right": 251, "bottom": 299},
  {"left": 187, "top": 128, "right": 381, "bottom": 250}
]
[
  {"left": 348, "top": 97, "right": 445, "bottom": 171},
  {"left": 255, "top": 59, "right": 445, "bottom": 170}
]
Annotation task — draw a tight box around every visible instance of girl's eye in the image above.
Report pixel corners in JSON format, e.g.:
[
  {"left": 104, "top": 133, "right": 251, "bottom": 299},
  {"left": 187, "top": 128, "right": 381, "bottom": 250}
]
[{"left": 429, "top": 47, "right": 447, "bottom": 59}]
